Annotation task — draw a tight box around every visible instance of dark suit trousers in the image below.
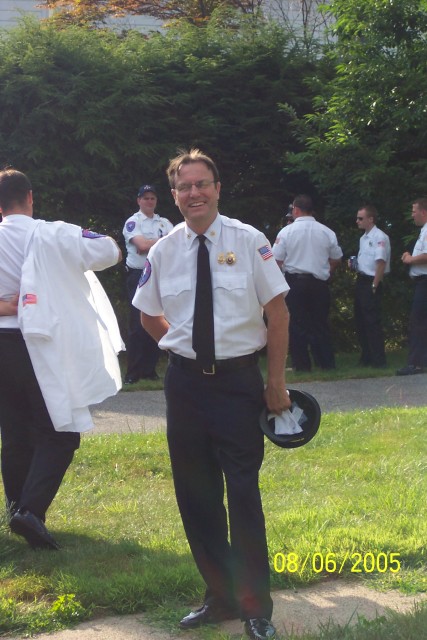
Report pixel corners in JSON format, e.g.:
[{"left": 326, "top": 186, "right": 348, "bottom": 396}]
[
  {"left": 0, "top": 332, "right": 80, "bottom": 520},
  {"left": 354, "top": 277, "right": 386, "bottom": 366},
  {"left": 408, "top": 277, "right": 427, "bottom": 367},
  {"left": 125, "top": 268, "right": 161, "bottom": 378},
  {"left": 164, "top": 361, "right": 273, "bottom": 621},
  {"left": 285, "top": 273, "right": 335, "bottom": 371}
]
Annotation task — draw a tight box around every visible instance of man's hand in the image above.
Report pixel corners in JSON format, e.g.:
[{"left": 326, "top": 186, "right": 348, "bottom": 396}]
[
  {"left": 264, "top": 381, "right": 291, "bottom": 415},
  {"left": 401, "top": 251, "right": 412, "bottom": 264}
]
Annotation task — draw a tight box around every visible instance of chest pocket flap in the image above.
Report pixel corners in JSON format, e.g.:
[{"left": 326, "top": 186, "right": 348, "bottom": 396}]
[
  {"left": 160, "top": 275, "right": 193, "bottom": 322},
  {"left": 212, "top": 272, "right": 248, "bottom": 317}
]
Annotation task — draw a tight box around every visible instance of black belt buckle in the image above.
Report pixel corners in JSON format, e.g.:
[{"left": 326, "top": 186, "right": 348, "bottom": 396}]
[{"left": 203, "top": 364, "right": 216, "bottom": 375}]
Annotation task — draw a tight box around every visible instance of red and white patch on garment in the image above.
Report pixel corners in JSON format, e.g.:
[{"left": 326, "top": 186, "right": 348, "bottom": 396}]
[
  {"left": 258, "top": 245, "right": 273, "bottom": 260},
  {"left": 22, "top": 293, "right": 37, "bottom": 306}
]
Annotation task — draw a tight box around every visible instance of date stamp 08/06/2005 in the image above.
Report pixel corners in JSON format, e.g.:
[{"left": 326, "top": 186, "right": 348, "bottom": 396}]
[{"left": 273, "top": 552, "right": 401, "bottom": 576}]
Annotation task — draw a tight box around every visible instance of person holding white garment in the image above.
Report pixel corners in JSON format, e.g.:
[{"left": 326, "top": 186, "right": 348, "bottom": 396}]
[{"left": 0, "top": 168, "right": 122, "bottom": 550}]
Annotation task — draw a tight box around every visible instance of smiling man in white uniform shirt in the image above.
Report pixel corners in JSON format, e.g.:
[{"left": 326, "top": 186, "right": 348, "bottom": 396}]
[{"left": 133, "top": 149, "right": 290, "bottom": 640}]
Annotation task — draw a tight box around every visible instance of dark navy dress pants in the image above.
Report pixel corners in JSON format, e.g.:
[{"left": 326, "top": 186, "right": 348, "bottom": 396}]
[{"left": 164, "top": 361, "right": 273, "bottom": 621}]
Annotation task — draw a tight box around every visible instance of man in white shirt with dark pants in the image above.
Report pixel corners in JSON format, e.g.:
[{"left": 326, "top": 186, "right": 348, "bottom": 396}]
[
  {"left": 123, "top": 185, "right": 173, "bottom": 384},
  {"left": 133, "top": 149, "right": 290, "bottom": 640},
  {"left": 0, "top": 169, "right": 121, "bottom": 550},
  {"left": 273, "top": 195, "right": 342, "bottom": 372},
  {"left": 352, "top": 205, "right": 391, "bottom": 368},
  {"left": 397, "top": 197, "right": 427, "bottom": 375}
]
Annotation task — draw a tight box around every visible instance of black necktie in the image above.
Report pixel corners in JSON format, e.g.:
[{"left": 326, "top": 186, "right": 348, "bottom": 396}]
[{"left": 192, "top": 235, "right": 215, "bottom": 371}]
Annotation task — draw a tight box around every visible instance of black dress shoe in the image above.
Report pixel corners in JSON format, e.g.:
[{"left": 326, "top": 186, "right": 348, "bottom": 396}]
[
  {"left": 179, "top": 603, "right": 239, "bottom": 629},
  {"left": 396, "top": 365, "right": 424, "bottom": 376},
  {"left": 124, "top": 376, "right": 140, "bottom": 385},
  {"left": 244, "top": 618, "right": 276, "bottom": 640},
  {"left": 10, "top": 511, "right": 60, "bottom": 550}
]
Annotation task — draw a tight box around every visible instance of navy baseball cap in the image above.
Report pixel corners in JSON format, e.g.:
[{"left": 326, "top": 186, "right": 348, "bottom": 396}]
[{"left": 137, "top": 184, "right": 157, "bottom": 196}]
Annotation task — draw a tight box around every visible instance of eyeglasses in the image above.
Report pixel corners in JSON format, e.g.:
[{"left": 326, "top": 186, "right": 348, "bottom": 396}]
[
  {"left": 175, "top": 180, "right": 216, "bottom": 193},
  {"left": 356, "top": 216, "right": 365, "bottom": 221}
]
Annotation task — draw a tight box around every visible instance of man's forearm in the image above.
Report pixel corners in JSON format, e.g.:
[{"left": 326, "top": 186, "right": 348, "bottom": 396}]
[
  {"left": 141, "top": 312, "right": 169, "bottom": 343},
  {"left": 402, "top": 251, "right": 427, "bottom": 265},
  {"left": 0, "top": 295, "right": 18, "bottom": 316},
  {"left": 263, "top": 295, "right": 291, "bottom": 414},
  {"left": 131, "top": 236, "right": 157, "bottom": 253},
  {"left": 373, "top": 260, "right": 386, "bottom": 287}
]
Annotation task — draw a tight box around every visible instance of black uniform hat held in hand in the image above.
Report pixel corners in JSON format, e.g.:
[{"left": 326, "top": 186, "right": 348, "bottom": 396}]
[{"left": 259, "top": 389, "right": 321, "bottom": 448}]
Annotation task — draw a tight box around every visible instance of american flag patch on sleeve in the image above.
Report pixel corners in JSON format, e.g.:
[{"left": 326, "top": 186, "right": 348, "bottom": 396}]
[
  {"left": 22, "top": 293, "right": 37, "bottom": 306},
  {"left": 258, "top": 245, "right": 273, "bottom": 260}
]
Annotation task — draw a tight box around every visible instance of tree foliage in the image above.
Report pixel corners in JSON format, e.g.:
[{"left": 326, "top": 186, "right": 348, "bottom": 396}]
[
  {"left": 288, "top": 0, "right": 427, "bottom": 239},
  {"left": 39, "top": 0, "right": 265, "bottom": 26},
  {"left": 286, "top": 0, "right": 427, "bottom": 348},
  {"left": 0, "top": 12, "right": 315, "bottom": 230},
  {"left": 0, "top": 12, "right": 318, "bottom": 332}
]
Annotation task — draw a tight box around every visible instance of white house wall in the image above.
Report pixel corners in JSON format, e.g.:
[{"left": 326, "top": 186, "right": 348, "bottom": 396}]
[{"left": 0, "top": 0, "right": 163, "bottom": 31}]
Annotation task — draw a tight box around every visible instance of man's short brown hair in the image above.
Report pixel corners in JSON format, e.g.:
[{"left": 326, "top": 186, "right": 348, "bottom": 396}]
[
  {"left": 359, "top": 205, "right": 378, "bottom": 222},
  {"left": 413, "top": 197, "right": 427, "bottom": 212},
  {"left": 166, "top": 149, "right": 220, "bottom": 188},
  {"left": 0, "top": 169, "right": 32, "bottom": 213},
  {"left": 293, "top": 194, "right": 313, "bottom": 214}
]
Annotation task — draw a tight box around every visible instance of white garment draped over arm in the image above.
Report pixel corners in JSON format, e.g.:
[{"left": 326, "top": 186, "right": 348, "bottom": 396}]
[{"left": 18, "top": 220, "right": 124, "bottom": 433}]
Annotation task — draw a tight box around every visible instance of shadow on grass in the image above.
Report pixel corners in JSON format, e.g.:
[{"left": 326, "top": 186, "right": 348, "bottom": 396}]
[{"left": 0, "top": 524, "right": 202, "bottom": 635}]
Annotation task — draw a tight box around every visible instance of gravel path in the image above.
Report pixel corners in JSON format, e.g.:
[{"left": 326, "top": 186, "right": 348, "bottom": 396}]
[{"left": 89, "top": 373, "right": 427, "bottom": 434}]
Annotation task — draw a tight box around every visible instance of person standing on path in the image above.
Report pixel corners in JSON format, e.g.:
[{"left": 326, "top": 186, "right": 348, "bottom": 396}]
[
  {"left": 397, "top": 197, "right": 427, "bottom": 375},
  {"left": 273, "top": 195, "right": 342, "bottom": 372},
  {"left": 0, "top": 168, "right": 122, "bottom": 550},
  {"left": 123, "top": 185, "right": 173, "bottom": 384},
  {"left": 351, "top": 205, "right": 391, "bottom": 368},
  {"left": 133, "top": 149, "right": 290, "bottom": 640}
]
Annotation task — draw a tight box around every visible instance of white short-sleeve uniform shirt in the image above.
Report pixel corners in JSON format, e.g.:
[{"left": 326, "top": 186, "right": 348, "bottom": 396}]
[
  {"left": 357, "top": 225, "right": 391, "bottom": 276},
  {"left": 272, "top": 216, "right": 343, "bottom": 281},
  {"left": 0, "top": 214, "right": 119, "bottom": 329},
  {"left": 410, "top": 222, "right": 427, "bottom": 277},
  {"left": 133, "top": 214, "right": 289, "bottom": 359},
  {"left": 123, "top": 211, "right": 173, "bottom": 269}
]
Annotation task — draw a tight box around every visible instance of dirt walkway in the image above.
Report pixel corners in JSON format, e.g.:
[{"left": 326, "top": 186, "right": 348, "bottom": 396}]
[{"left": 3, "top": 580, "right": 425, "bottom": 639}]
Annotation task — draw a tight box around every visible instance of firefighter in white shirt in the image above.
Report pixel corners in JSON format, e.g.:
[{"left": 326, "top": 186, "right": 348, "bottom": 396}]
[
  {"left": 396, "top": 197, "right": 427, "bottom": 375},
  {"left": 133, "top": 149, "right": 290, "bottom": 640},
  {"left": 351, "top": 205, "right": 391, "bottom": 368},
  {"left": 122, "top": 185, "right": 173, "bottom": 384},
  {"left": 0, "top": 169, "right": 121, "bottom": 550},
  {"left": 273, "top": 194, "right": 343, "bottom": 372}
]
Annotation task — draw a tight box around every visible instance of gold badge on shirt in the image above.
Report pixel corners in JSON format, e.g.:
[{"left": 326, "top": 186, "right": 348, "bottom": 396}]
[
  {"left": 218, "top": 252, "right": 236, "bottom": 265},
  {"left": 226, "top": 252, "right": 236, "bottom": 265}
]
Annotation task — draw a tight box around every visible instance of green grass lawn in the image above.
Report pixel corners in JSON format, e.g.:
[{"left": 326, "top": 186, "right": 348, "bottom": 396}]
[{"left": 0, "top": 405, "right": 426, "bottom": 638}]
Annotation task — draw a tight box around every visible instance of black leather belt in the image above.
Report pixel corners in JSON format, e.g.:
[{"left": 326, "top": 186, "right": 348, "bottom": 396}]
[
  {"left": 125, "top": 266, "right": 143, "bottom": 273},
  {"left": 357, "top": 273, "right": 374, "bottom": 280},
  {"left": 412, "top": 275, "right": 427, "bottom": 281},
  {"left": 0, "top": 328, "right": 21, "bottom": 334},
  {"left": 168, "top": 351, "right": 259, "bottom": 375},
  {"left": 285, "top": 272, "right": 315, "bottom": 279}
]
